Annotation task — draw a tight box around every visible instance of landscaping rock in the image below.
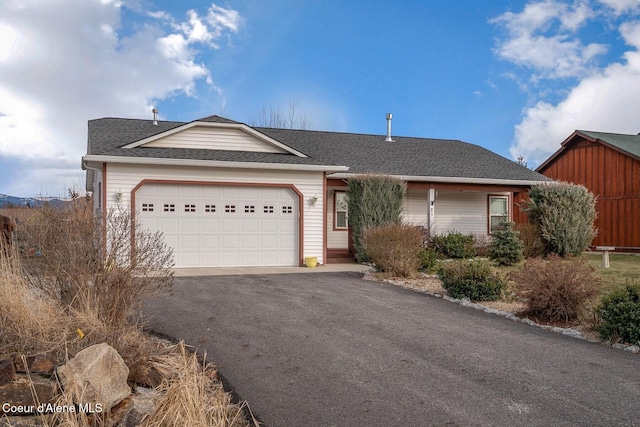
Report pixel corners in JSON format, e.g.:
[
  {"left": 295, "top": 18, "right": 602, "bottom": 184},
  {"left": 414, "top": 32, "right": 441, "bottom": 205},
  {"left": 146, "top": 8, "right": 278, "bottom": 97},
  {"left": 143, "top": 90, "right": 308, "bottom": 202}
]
[
  {"left": 623, "top": 345, "right": 640, "bottom": 353},
  {"left": 14, "top": 354, "right": 56, "bottom": 374},
  {"left": 57, "top": 343, "right": 131, "bottom": 411},
  {"left": 0, "top": 414, "right": 53, "bottom": 426},
  {"left": 0, "top": 374, "right": 58, "bottom": 413},
  {"left": 561, "top": 329, "right": 583, "bottom": 338},
  {"left": 0, "top": 358, "right": 15, "bottom": 386},
  {"left": 129, "top": 358, "right": 173, "bottom": 388},
  {"left": 120, "top": 388, "right": 159, "bottom": 427}
]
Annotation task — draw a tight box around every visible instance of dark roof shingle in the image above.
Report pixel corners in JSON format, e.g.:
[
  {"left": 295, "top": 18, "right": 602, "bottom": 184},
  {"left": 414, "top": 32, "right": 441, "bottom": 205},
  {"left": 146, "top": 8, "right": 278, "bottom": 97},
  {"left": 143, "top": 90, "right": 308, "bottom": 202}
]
[{"left": 86, "top": 116, "right": 550, "bottom": 182}]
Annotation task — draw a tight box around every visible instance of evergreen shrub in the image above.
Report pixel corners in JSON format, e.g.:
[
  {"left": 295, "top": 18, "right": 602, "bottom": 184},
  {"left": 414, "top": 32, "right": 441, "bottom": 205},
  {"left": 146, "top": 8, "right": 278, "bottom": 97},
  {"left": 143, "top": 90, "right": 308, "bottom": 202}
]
[
  {"left": 438, "top": 260, "right": 505, "bottom": 301},
  {"left": 347, "top": 175, "right": 406, "bottom": 262}
]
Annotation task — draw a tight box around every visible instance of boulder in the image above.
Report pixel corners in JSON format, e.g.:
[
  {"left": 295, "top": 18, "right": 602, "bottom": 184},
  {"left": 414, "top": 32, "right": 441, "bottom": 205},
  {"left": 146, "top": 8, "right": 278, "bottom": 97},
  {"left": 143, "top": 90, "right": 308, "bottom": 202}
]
[
  {"left": 120, "top": 387, "right": 159, "bottom": 427},
  {"left": 57, "top": 343, "right": 131, "bottom": 411},
  {"left": 129, "top": 358, "right": 174, "bottom": 388},
  {"left": 0, "top": 414, "right": 53, "bottom": 426},
  {"left": 0, "top": 374, "right": 58, "bottom": 413},
  {"left": 0, "top": 357, "right": 15, "bottom": 386},
  {"left": 14, "top": 353, "right": 56, "bottom": 374}
]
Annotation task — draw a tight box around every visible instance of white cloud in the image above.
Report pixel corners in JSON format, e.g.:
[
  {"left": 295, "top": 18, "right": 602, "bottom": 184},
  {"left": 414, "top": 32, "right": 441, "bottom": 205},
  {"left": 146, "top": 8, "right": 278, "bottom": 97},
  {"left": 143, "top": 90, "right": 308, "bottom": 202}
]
[
  {"left": 509, "top": 20, "right": 640, "bottom": 166},
  {"left": 0, "top": 0, "right": 241, "bottom": 195},
  {"left": 492, "top": 0, "right": 607, "bottom": 80},
  {"left": 599, "top": 0, "right": 640, "bottom": 15}
]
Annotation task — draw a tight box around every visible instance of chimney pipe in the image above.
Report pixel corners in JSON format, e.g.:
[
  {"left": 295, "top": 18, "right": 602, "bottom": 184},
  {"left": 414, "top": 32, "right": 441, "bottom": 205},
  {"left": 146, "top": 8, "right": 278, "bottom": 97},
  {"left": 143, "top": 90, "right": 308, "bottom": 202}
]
[
  {"left": 385, "top": 113, "right": 394, "bottom": 142},
  {"left": 152, "top": 108, "right": 158, "bottom": 125}
]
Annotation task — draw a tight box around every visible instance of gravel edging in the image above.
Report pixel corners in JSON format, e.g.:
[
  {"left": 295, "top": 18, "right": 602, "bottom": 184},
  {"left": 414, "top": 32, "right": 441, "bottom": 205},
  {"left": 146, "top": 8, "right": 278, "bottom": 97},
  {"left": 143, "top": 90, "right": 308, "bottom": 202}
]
[{"left": 365, "top": 271, "right": 640, "bottom": 355}]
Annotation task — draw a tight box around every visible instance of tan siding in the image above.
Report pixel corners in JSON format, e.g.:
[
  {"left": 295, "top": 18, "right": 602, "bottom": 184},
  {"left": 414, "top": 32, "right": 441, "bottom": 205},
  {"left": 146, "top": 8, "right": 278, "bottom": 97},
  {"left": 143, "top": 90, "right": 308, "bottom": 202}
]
[
  {"left": 144, "top": 127, "right": 289, "bottom": 153},
  {"left": 403, "top": 189, "right": 429, "bottom": 226},
  {"left": 433, "top": 191, "right": 508, "bottom": 237},
  {"left": 105, "top": 164, "right": 325, "bottom": 264}
]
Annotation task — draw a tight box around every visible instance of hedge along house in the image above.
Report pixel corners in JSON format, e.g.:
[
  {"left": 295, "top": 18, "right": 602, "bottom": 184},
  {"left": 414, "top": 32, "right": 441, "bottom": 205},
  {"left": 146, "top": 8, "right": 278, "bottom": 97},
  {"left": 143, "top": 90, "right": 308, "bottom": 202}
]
[
  {"left": 536, "top": 130, "right": 640, "bottom": 251},
  {"left": 82, "top": 114, "right": 550, "bottom": 268}
]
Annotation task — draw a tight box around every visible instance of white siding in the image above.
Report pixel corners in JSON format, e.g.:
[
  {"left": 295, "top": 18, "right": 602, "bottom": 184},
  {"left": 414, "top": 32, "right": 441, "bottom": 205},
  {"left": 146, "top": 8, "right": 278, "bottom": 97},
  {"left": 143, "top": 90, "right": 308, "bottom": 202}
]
[
  {"left": 92, "top": 170, "right": 103, "bottom": 213},
  {"left": 327, "top": 189, "right": 348, "bottom": 249},
  {"left": 143, "top": 127, "right": 288, "bottom": 153},
  {"left": 434, "top": 191, "right": 488, "bottom": 236},
  {"left": 104, "top": 164, "right": 325, "bottom": 264},
  {"left": 403, "top": 189, "right": 429, "bottom": 226}
]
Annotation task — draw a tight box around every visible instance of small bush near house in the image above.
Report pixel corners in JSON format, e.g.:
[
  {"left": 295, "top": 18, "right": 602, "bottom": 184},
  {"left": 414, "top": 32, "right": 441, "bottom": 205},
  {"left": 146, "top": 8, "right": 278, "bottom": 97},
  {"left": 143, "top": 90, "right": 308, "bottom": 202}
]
[
  {"left": 510, "top": 254, "right": 600, "bottom": 322},
  {"left": 488, "top": 222, "right": 524, "bottom": 266},
  {"left": 438, "top": 260, "right": 505, "bottom": 301},
  {"left": 596, "top": 282, "right": 640, "bottom": 345},
  {"left": 524, "top": 182, "right": 597, "bottom": 257},
  {"left": 432, "top": 231, "right": 476, "bottom": 259},
  {"left": 515, "top": 223, "right": 546, "bottom": 258},
  {"left": 417, "top": 247, "right": 437, "bottom": 272},
  {"left": 347, "top": 175, "right": 406, "bottom": 263},
  {"left": 362, "top": 223, "right": 422, "bottom": 277}
]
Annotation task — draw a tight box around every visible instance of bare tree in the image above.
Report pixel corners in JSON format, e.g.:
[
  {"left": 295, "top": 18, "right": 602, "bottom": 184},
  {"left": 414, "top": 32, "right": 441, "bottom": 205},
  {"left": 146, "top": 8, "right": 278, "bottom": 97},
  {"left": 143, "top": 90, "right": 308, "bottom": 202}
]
[{"left": 249, "top": 98, "right": 314, "bottom": 129}]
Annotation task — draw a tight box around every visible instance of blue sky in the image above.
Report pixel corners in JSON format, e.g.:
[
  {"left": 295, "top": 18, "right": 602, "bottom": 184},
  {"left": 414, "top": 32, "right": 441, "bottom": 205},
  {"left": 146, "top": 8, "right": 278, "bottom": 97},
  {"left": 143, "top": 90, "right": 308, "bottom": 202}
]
[{"left": 1, "top": 0, "right": 639, "bottom": 197}]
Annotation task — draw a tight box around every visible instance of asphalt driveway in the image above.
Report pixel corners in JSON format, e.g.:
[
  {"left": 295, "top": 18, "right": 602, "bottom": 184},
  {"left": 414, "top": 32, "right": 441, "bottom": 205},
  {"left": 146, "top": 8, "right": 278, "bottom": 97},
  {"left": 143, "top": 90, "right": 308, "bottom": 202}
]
[{"left": 143, "top": 272, "right": 640, "bottom": 427}]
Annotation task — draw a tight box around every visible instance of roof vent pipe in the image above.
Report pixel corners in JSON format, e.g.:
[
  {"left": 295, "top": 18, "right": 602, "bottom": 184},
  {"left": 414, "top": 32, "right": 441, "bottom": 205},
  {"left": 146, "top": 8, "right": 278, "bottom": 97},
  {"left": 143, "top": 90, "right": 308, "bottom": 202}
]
[
  {"left": 152, "top": 108, "right": 158, "bottom": 125},
  {"left": 385, "top": 113, "right": 394, "bottom": 142}
]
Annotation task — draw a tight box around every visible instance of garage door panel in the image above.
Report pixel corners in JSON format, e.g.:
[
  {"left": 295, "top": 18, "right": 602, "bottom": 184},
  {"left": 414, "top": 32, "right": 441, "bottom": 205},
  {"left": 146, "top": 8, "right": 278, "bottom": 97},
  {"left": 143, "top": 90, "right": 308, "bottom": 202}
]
[
  {"left": 137, "top": 183, "right": 298, "bottom": 267},
  {"left": 222, "top": 219, "right": 239, "bottom": 232},
  {"left": 160, "top": 186, "right": 179, "bottom": 198},
  {"left": 201, "top": 235, "right": 219, "bottom": 249},
  {"left": 181, "top": 235, "right": 199, "bottom": 249},
  {"left": 202, "top": 219, "right": 219, "bottom": 232},
  {"left": 181, "top": 219, "right": 199, "bottom": 232},
  {"left": 160, "top": 218, "right": 179, "bottom": 232},
  {"left": 221, "top": 235, "right": 239, "bottom": 249}
]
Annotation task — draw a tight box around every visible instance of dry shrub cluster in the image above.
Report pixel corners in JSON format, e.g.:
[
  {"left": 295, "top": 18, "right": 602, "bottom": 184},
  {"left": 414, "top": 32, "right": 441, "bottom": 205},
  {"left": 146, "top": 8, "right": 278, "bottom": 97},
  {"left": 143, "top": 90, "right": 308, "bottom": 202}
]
[
  {"left": 362, "top": 223, "right": 422, "bottom": 277},
  {"left": 1, "top": 202, "right": 253, "bottom": 426},
  {"left": 142, "top": 343, "right": 250, "bottom": 427},
  {"left": 510, "top": 254, "right": 600, "bottom": 322}
]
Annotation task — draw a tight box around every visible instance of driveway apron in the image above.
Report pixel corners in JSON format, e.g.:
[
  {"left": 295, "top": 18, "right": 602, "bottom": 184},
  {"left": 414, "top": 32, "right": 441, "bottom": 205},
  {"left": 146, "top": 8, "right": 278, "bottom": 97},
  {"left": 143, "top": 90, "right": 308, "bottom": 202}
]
[{"left": 144, "top": 272, "right": 640, "bottom": 427}]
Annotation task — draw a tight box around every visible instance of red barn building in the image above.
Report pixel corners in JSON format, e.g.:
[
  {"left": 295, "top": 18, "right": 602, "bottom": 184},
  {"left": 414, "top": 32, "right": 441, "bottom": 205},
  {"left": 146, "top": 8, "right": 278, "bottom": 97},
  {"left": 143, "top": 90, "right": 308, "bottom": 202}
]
[{"left": 536, "top": 130, "right": 640, "bottom": 251}]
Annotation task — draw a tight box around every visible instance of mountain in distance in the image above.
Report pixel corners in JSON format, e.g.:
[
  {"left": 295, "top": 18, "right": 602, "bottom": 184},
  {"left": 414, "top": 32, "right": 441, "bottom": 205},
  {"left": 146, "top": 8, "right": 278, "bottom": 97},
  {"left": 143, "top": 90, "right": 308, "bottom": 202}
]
[{"left": 0, "top": 194, "right": 69, "bottom": 208}]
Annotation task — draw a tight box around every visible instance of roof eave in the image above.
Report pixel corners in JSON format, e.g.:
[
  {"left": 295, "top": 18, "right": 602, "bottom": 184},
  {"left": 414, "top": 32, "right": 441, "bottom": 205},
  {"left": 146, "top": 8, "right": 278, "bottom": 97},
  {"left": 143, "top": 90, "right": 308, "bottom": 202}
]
[
  {"left": 82, "top": 154, "right": 349, "bottom": 173},
  {"left": 327, "top": 173, "right": 551, "bottom": 187}
]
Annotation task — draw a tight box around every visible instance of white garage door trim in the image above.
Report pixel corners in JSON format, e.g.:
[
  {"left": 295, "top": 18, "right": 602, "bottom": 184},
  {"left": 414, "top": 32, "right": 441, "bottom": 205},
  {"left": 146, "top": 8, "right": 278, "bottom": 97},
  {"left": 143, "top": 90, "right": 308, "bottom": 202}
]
[{"left": 132, "top": 180, "right": 303, "bottom": 267}]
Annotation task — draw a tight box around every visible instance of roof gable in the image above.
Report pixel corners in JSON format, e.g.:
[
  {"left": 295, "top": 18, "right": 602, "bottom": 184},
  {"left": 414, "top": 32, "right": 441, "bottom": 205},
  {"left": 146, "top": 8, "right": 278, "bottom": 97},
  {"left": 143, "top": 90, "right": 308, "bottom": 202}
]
[
  {"left": 537, "top": 130, "right": 640, "bottom": 172},
  {"left": 122, "top": 121, "right": 307, "bottom": 157}
]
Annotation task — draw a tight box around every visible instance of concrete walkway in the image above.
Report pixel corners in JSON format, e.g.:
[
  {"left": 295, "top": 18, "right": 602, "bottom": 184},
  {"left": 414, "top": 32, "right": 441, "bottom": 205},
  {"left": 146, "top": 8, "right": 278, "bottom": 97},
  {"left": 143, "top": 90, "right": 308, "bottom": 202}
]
[{"left": 172, "top": 262, "right": 371, "bottom": 277}]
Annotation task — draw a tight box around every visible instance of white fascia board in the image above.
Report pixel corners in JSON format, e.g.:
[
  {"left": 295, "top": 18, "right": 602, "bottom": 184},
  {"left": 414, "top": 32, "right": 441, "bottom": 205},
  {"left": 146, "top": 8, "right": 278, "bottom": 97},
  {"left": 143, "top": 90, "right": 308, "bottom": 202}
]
[
  {"left": 121, "top": 122, "right": 308, "bottom": 158},
  {"left": 82, "top": 155, "right": 349, "bottom": 173},
  {"left": 327, "top": 173, "right": 553, "bottom": 186}
]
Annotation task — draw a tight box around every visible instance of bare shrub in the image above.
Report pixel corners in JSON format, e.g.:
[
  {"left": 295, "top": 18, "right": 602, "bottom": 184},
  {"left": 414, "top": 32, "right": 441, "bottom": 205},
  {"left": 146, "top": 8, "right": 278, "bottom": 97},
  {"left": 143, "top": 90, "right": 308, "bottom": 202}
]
[
  {"left": 362, "top": 223, "right": 422, "bottom": 277},
  {"left": 510, "top": 254, "right": 600, "bottom": 322},
  {"left": 142, "top": 342, "right": 251, "bottom": 427},
  {"left": 19, "top": 203, "right": 173, "bottom": 330}
]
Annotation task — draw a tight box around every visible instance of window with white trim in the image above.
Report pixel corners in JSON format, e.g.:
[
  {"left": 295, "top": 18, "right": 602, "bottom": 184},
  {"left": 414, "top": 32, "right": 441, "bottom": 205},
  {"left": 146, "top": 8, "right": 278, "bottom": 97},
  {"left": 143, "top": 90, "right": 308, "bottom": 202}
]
[
  {"left": 489, "top": 196, "right": 509, "bottom": 233},
  {"left": 335, "top": 192, "right": 348, "bottom": 229}
]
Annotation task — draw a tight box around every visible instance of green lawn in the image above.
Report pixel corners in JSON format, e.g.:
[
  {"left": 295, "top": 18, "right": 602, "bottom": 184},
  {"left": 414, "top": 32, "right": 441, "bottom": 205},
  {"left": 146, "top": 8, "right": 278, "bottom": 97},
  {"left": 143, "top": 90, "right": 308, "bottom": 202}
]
[{"left": 583, "top": 253, "right": 640, "bottom": 293}]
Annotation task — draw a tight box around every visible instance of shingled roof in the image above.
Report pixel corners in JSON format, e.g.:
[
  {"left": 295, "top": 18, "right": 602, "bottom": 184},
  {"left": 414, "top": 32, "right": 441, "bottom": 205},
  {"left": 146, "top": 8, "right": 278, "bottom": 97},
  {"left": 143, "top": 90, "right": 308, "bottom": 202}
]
[{"left": 85, "top": 115, "right": 550, "bottom": 183}]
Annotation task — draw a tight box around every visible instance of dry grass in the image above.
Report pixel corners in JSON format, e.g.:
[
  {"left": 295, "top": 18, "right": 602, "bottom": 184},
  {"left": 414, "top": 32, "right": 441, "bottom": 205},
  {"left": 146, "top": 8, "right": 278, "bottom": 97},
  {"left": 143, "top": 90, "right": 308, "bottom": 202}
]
[
  {"left": 142, "top": 343, "right": 252, "bottom": 427},
  {"left": 1, "top": 205, "right": 252, "bottom": 427}
]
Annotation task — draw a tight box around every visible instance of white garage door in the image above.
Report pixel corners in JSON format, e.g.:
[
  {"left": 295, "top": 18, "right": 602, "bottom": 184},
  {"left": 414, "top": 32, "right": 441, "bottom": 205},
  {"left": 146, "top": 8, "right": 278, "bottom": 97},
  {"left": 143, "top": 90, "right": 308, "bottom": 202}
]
[{"left": 136, "top": 183, "right": 299, "bottom": 267}]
